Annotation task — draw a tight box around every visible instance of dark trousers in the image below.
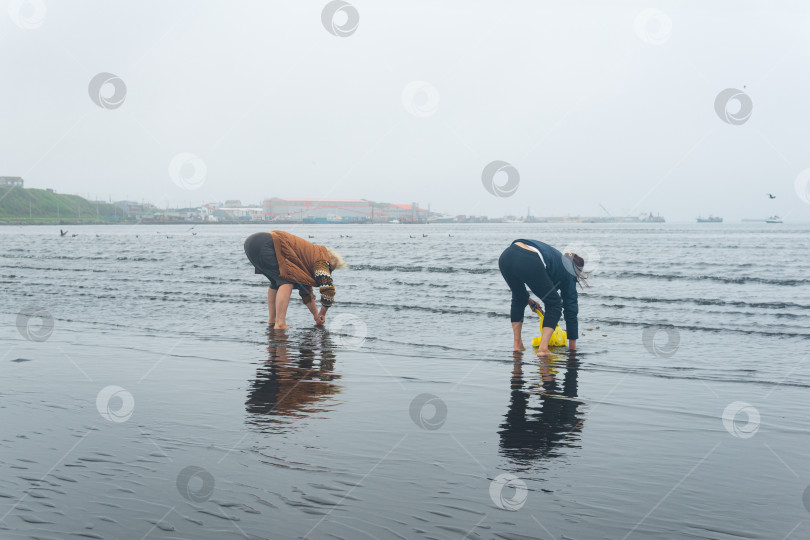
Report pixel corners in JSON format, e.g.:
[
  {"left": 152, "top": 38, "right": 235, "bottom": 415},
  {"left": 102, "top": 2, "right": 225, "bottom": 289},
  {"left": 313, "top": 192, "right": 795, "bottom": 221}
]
[
  {"left": 498, "top": 244, "right": 562, "bottom": 327},
  {"left": 244, "top": 232, "right": 294, "bottom": 290}
]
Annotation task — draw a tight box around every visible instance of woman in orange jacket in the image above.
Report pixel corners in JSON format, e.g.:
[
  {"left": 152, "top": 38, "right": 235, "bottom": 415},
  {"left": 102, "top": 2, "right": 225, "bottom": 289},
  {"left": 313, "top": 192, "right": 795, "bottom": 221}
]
[{"left": 244, "top": 231, "right": 346, "bottom": 329}]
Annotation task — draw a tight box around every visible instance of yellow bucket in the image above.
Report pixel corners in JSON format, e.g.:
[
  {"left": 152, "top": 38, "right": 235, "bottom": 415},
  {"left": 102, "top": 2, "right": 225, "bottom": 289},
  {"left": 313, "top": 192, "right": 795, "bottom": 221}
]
[{"left": 530, "top": 308, "right": 568, "bottom": 347}]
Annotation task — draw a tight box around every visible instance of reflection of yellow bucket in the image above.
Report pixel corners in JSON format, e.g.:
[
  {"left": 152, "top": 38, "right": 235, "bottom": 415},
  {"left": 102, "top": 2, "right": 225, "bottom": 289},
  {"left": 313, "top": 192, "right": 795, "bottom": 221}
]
[{"left": 530, "top": 308, "right": 568, "bottom": 347}]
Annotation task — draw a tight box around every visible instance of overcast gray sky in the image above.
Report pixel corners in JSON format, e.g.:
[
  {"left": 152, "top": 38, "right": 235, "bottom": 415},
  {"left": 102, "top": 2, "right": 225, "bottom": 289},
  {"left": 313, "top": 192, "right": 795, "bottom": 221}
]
[{"left": 2, "top": 0, "right": 809, "bottom": 221}]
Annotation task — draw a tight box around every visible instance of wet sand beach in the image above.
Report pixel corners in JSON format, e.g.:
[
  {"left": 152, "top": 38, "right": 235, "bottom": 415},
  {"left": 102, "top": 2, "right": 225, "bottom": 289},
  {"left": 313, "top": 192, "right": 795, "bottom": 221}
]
[{"left": 2, "top": 223, "right": 809, "bottom": 539}]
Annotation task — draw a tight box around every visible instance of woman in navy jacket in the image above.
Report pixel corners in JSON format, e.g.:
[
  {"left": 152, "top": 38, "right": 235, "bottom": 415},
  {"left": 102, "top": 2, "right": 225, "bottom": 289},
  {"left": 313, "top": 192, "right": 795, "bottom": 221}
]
[{"left": 498, "top": 239, "right": 588, "bottom": 354}]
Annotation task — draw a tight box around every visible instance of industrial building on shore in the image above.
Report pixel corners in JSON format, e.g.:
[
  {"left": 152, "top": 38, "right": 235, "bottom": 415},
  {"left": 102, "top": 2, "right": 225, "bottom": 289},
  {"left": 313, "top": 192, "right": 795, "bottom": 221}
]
[{"left": 262, "top": 198, "right": 429, "bottom": 223}]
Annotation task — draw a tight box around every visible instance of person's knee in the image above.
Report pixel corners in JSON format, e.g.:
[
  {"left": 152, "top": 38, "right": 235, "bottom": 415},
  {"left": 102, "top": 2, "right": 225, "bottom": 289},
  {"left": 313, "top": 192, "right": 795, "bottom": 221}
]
[
  {"left": 510, "top": 296, "right": 528, "bottom": 321},
  {"left": 276, "top": 283, "right": 294, "bottom": 299},
  {"left": 511, "top": 292, "right": 529, "bottom": 307}
]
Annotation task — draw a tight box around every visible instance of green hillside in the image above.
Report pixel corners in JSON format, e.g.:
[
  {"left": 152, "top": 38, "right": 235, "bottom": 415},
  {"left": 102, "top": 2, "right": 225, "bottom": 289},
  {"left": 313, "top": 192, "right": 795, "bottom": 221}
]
[{"left": 0, "top": 187, "right": 131, "bottom": 224}]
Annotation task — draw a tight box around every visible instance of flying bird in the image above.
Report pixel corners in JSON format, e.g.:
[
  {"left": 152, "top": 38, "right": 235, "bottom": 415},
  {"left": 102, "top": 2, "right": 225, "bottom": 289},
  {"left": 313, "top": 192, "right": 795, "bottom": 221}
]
[
  {"left": 59, "top": 229, "right": 68, "bottom": 237},
  {"left": 767, "top": 193, "right": 776, "bottom": 199}
]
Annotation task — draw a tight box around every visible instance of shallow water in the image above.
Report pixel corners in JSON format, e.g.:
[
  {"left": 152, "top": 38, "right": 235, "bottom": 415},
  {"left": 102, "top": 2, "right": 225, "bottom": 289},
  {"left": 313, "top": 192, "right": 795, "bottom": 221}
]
[{"left": 1, "top": 223, "right": 809, "bottom": 539}]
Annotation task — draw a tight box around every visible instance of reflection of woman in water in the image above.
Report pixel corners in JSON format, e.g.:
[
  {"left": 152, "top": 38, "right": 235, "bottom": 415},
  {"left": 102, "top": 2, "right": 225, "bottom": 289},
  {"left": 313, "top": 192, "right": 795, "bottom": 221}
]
[
  {"left": 498, "top": 353, "right": 583, "bottom": 466},
  {"left": 245, "top": 328, "right": 341, "bottom": 430}
]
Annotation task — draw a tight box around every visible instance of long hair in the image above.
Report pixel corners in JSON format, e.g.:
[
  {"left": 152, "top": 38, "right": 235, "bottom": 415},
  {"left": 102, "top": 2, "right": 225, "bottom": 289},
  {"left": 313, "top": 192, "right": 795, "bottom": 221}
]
[
  {"left": 564, "top": 252, "right": 590, "bottom": 289},
  {"left": 325, "top": 247, "right": 347, "bottom": 270}
]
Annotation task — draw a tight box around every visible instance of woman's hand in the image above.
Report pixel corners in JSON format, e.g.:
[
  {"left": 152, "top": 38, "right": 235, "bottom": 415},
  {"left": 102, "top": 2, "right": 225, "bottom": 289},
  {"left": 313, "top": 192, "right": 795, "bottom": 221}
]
[
  {"left": 317, "top": 306, "right": 328, "bottom": 325},
  {"left": 528, "top": 298, "right": 542, "bottom": 313},
  {"left": 305, "top": 296, "right": 323, "bottom": 325}
]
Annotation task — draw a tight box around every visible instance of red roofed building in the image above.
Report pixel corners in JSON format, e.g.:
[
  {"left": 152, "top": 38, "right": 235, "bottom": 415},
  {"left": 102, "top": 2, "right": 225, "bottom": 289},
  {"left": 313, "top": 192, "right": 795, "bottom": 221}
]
[
  {"left": 263, "top": 198, "right": 372, "bottom": 222},
  {"left": 262, "top": 198, "right": 428, "bottom": 223},
  {"left": 377, "top": 202, "right": 428, "bottom": 223}
]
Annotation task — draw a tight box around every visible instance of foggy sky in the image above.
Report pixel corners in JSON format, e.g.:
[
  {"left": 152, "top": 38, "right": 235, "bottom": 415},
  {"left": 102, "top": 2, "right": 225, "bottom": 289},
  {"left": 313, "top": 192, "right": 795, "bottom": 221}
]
[{"left": 2, "top": 0, "right": 809, "bottom": 221}]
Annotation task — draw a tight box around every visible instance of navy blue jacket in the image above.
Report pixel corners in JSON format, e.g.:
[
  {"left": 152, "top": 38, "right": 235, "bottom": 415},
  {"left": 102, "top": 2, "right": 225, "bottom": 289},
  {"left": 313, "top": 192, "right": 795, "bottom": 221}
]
[{"left": 512, "top": 239, "right": 579, "bottom": 337}]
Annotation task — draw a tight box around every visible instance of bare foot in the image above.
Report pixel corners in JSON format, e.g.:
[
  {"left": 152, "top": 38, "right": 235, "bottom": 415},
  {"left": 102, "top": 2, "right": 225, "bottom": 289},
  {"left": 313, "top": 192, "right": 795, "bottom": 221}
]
[
  {"left": 268, "top": 321, "right": 275, "bottom": 327},
  {"left": 536, "top": 347, "right": 551, "bottom": 357},
  {"left": 273, "top": 323, "right": 291, "bottom": 330},
  {"left": 513, "top": 342, "right": 526, "bottom": 351}
]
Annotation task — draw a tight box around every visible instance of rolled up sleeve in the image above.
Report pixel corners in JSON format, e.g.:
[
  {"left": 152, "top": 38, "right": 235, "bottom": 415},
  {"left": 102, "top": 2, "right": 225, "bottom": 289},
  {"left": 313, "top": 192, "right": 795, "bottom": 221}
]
[{"left": 313, "top": 261, "right": 335, "bottom": 307}]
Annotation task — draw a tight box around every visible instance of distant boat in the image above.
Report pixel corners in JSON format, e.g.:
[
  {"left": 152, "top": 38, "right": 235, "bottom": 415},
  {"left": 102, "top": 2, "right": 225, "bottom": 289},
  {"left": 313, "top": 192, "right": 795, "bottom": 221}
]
[
  {"left": 765, "top": 215, "right": 783, "bottom": 224},
  {"left": 388, "top": 219, "right": 401, "bottom": 224},
  {"left": 697, "top": 215, "right": 723, "bottom": 223}
]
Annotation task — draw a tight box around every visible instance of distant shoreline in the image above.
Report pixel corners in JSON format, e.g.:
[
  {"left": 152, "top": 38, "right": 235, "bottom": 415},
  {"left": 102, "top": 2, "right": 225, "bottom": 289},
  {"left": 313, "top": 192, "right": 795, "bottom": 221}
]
[{"left": 0, "top": 220, "right": 800, "bottom": 226}]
